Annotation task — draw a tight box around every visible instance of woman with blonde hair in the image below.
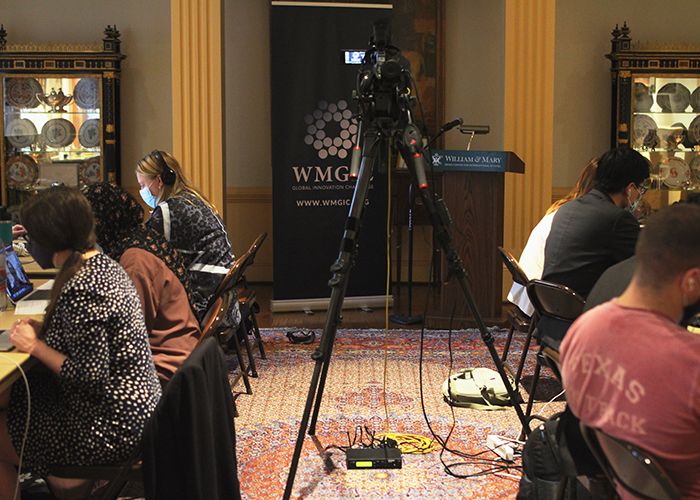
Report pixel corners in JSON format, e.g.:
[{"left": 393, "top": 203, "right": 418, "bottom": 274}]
[
  {"left": 507, "top": 157, "right": 599, "bottom": 316},
  {"left": 136, "top": 150, "right": 240, "bottom": 328}
]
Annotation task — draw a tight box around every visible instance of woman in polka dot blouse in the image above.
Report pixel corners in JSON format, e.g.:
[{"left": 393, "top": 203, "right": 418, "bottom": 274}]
[{"left": 0, "top": 186, "right": 161, "bottom": 500}]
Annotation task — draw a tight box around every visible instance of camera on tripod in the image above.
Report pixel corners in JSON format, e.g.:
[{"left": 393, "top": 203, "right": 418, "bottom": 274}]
[{"left": 356, "top": 17, "right": 413, "bottom": 123}]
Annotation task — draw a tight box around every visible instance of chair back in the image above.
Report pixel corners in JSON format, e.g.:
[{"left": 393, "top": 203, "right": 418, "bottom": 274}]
[
  {"left": 248, "top": 232, "right": 268, "bottom": 259},
  {"left": 211, "top": 254, "right": 248, "bottom": 303},
  {"left": 527, "top": 279, "right": 585, "bottom": 322},
  {"left": 497, "top": 246, "right": 529, "bottom": 287},
  {"left": 579, "top": 423, "right": 681, "bottom": 500},
  {"left": 197, "top": 292, "right": 231, "bottom": 347},
  {"left": 541, "top": 346, "right": 562, "bottom": 383},
  {"left": 240, "top": 232, "right": 267, "bottom": 288}
]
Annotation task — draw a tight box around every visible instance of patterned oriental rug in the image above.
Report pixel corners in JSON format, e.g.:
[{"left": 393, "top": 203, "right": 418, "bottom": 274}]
[{"left": 231, "top": 328, "right": 565, "bottom": 499}]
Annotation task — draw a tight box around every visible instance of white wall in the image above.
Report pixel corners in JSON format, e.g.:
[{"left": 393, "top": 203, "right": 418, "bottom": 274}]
[
  {"left": 0, "top": 0, "right": 173, "bottom": 190},
  {"left": 444, "top": 0, "right": 504, "bottom": 152},
  {"left": 223, "top": 1, "right": 271, "bottom": 188}
]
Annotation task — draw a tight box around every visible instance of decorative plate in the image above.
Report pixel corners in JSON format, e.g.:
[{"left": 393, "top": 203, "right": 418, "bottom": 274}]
[
  {"left": 634, "top": 82, "right": 653, "bottom": 112},
  {"left": 41, "top": 118, "right": 76, "bottom": 148},
  {"left": 4, "top": 78, "right": 43, "bottom": 109},
  {"left": 78, "top": 119, "right": 100, "bottom": 148},
  {"left": 691, "top": 86, "right": 700, "bottom": 113},
  {"left": 658, "top": 156, "right": 690, "bottom": 188},
  {"left": 690, "top": 155, "right": 700, "bottom": 183},
  {"left": 73, "top": 78, "right": 100, "bottom": 110},
  {"left": 5, "top": 118, "right": 38, "bottom": 149},
  {"left": 688, "top": 115, "right": 700, "bottom": 146},
  {"left": 633, "top": 114, "right": 658, "bottom": 148},
  {"left": 80, "top": 156, "right": 102, "bottom": 185},
  {"left": 656, "top": 83, "right": 691, "bottom": 113},
  {"left": 5, "top": 155, "right": 38, "bottom": 188}
]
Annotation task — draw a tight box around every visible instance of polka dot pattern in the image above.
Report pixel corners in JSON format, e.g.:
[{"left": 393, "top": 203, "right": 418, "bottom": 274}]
[{"left": 7, "top": 253, "right": 161, "bottom": 475}]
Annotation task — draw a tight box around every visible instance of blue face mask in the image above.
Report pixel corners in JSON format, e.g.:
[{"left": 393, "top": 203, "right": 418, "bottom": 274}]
[
  {"left": 627, "top": 185, "right": 642, "bottom": 213},
  {"left": 139, "top": 179, "right": 158, "bottom": 208},
  {"left": 627, "top": 195, "right": 641, "bottom": 213}
]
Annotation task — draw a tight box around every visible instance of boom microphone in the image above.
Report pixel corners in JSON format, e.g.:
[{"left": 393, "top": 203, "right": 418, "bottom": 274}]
[{"left": 440, "top": 118, "right": 463, "bottom": 133}]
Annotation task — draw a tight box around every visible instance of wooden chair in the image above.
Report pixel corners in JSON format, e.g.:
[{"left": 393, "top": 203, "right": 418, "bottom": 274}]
[
  {"left": 198, "top": 290, "right": 252, "bottom": 395},
  {"left": 497, "top": 246, "right": 535, "bottom": 389},
  {"left": 197, "top": 293, "right": 228, "bottom": 348},
  {"left": 580, "top": 422, "right": 681, "bottom": 500},
  {"left": 50, "top": 338, "right": 241, "bottom": 500},
  {"left": 209, "top": 255, "right": 258, "bottom": 391},
  {"left": 49, "top": 452, "right": 141, "bottom": 500},
  {"left": 523, "top": 279, "right": 585, "bottom": 431},
  {"left": 237, "top": 232, "right": 267, "bottom": 360}
]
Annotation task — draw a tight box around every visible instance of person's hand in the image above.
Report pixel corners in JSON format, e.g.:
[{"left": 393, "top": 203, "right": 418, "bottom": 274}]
[
  {"left": 9, "top": 319, "right": 42, "bottom": 354},
  {"left": 12, "top": 224, "right": 27, "bottom": 239}
]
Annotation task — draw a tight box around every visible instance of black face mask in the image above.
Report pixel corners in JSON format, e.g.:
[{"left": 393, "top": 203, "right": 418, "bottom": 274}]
[{"left": 26, "top": 240, "right": 54, "bottom": 270}]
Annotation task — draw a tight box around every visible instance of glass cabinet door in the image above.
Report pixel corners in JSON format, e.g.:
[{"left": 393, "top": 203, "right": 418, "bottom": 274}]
[
  {"left": 3, "top": 75, "right": 103, "bottom": 207},
  {"left": 632, "top": 75, "right": 700, "bottom": 191}
]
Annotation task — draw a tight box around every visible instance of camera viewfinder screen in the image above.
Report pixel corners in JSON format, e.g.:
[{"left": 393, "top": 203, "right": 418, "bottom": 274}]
[{"left": 343, "top": 50, "right": 365, "bottom": 65}]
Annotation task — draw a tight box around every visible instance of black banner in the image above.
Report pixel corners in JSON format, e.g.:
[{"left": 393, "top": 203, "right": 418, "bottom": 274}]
[{"left": 270, "top": 3, "right": 391, "bottom": 306}]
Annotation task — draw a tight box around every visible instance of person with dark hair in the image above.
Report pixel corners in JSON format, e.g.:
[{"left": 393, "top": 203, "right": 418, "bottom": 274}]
[
  {"left": 0, "top": 186, "right": 161, "bottom": 500},
  {"left": 508, "top": 157, "right": 599, "bottom": 316},
  {"left": 136, "top": 150, "right": 240, "bottom": 329},
  {"left": 560, "top": 203, "right": 700, "bottom": 499},
  {"left": 584, "top": 192, "right": 700, "bottom": 321},
  {"left": 84, "top": 182, "right": 201, "bottom": 389},
  {"left": 542, "top": 146, "right": 650, "bottom": 297}
]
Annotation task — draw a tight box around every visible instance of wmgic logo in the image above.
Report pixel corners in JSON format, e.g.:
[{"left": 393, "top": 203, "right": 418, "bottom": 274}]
[
  {"left": 304, "top": 100, "right": 358, "bottom": 160},
  {"left": 432, "top": 152, "right": 443, "bottom": 167}
]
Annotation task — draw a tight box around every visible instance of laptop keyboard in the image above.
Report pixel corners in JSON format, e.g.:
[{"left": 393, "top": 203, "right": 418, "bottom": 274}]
[{"left": 24, "top": 289, "right": 51, "bottom": 301}]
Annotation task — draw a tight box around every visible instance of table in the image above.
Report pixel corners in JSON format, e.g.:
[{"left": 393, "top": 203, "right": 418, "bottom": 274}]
[
  {"left": 19, "top": 255, "right": 59, "bottom": 279},
  {"left": 0, "top": 281, "right": 47, "bottom": 393},
  {"left": 0, "top": 352, "right": 34, "bottom": 394}
]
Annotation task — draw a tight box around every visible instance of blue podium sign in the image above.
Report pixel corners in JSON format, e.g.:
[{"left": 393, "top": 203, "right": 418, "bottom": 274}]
[{"left": 430, "top": 150, "right": 524, "bottom": 173}]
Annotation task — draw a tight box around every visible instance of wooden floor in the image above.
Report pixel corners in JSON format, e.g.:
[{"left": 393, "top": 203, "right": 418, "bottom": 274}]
[{"left": 253, "top": 282, "right": 511, "bottom": 330}]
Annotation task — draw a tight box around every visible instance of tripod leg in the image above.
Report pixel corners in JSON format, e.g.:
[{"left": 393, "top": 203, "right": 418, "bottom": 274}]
[
  {"left": 283, "top": 127, "right": 380, "bottom": 500},
  {"left": 395, "top": 123, "right": 529, "bottom": 430}
]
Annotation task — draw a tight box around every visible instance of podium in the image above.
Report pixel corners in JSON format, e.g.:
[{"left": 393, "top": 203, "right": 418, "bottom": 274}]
[{"left": 423, "top": 151, "right": 525, "bottom": 329}]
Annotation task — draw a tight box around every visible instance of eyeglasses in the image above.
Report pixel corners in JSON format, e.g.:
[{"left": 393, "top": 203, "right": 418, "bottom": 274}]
[{"left": 636, "top": 179, "right": 651, "bottom": 196}]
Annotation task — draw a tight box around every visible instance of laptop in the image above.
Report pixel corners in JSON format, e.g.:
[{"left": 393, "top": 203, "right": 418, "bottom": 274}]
[{"left": 4, "top": 243, "right": 52, "bottom": 304}]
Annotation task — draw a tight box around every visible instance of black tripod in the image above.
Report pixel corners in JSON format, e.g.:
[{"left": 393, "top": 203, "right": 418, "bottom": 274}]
[{"left": 282, "top": 22, "right": 527, "bottom": 500}]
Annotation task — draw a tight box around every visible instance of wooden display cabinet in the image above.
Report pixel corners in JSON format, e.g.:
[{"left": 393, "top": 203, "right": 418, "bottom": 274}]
[
  {"left": 608, "top": 23, "right": 700, "bottom": 216},
  {"left": 0, "top": 25, "right": 125, "bottom": 208}
]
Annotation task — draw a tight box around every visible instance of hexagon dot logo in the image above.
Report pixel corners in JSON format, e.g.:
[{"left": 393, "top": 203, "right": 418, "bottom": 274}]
[{"left": 304, "top": 100, "right": 358, "bottom": 160}]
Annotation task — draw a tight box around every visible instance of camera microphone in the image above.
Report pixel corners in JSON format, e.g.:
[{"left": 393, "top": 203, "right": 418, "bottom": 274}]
[{"left": 440, "top": 118, "right": 463, "bottom": 133}]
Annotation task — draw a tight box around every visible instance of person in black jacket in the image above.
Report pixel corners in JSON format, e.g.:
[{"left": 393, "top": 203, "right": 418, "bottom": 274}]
[{"left": 542, "top": 146, "right": 650, "bottom": 298}]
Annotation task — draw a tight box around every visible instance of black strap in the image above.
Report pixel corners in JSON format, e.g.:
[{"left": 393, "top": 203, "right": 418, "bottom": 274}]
[{"left": 286, "top": 330, "right": 316, "bottom": 344}]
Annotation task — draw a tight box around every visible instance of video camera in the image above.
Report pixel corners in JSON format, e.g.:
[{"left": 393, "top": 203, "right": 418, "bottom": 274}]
[{"left": 356, "top": 17, "right": 413, "bottom": 122}]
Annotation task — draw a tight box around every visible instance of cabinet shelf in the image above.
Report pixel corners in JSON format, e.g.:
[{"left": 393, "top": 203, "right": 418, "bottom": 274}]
[
  {"left": 609, "top": 23, "right": 700, "bottom": 210},
  {"left": 0, "top": 25, "right": 125, "bottom": 207}
]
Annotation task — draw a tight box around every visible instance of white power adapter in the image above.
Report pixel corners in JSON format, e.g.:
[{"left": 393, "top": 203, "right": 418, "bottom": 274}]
[{"left": 486, "top": 435, "right": 515, "bottom": 461}]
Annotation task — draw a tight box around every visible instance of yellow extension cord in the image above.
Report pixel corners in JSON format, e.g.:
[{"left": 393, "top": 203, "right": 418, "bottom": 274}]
[{"left": 376, "top": 149, "right": 437, "bottom": 455}]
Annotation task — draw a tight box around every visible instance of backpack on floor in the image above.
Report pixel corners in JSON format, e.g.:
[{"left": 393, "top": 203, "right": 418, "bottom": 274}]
[
  {"left": 442, "top": 367, "right": 514, "bottom": 409},
  {"left": 517, "top": 410, "right": 611, "bottom": 500}
]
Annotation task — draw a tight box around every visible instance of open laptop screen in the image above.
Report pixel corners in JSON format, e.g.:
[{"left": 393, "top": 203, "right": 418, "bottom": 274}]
[{"left": 5, "top": 244, "right": 35, "bottom": 303}]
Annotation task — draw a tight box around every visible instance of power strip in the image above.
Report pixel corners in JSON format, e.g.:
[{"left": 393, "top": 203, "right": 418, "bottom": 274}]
[{"left": 486, "top": 435, "right": 515, "bottom": 462}]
